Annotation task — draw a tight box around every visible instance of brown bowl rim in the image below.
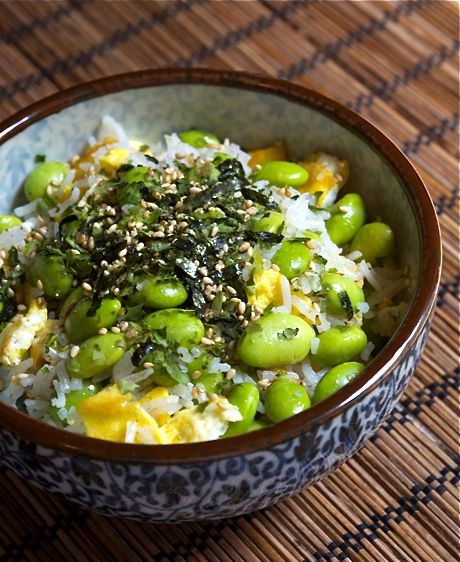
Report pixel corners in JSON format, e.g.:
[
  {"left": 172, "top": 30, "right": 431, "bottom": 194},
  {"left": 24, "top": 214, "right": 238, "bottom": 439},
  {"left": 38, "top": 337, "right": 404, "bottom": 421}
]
[{"left": 0, "top": 68, "right": 441, "bottom": 463}]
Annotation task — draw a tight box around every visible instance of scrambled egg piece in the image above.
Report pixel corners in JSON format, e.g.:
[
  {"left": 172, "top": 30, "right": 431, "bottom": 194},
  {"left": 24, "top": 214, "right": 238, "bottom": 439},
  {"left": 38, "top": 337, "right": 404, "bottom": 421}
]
[
  {"left": 71, "top": 137, "right": 118, "bottom": 178},
  {"left": 139, "top": 386, "right": 170, "bottom": 426},
  {"left": 161, "top": 398, "right": 242, "bottom": 444},
  {"left": 299, "top": 153, "right": 349, "bottom": 207},
  {"left": 99, "top": 147, "right": 129, "bottom": 173},
  {"left": 0, "top": 299, "right": 47, "bottom": 366},
  {"left": 248, "top": 268, "right": 283, "bottom": 311},
  {"left": 249, "top": 143, "right": 287, "bottom": 168},
  {"left": 77, "top": 385, "right": 241, "bottom": 444},
  {"left": 77, "top": 385, "right": 166, "bottom": 444}
]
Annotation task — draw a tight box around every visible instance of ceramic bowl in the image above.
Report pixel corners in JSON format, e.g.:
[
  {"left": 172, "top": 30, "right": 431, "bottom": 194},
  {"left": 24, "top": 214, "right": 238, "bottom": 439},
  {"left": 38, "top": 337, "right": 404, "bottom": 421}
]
[{"left": 0, "top": 69, "right": 441, "bottom": 522}]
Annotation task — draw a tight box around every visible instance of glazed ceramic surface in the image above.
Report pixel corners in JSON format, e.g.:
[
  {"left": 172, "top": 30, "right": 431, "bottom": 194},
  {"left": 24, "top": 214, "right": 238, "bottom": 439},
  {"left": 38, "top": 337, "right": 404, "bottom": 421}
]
[{"left": 0, "top": 71, "right": 441, "bottom": 522}]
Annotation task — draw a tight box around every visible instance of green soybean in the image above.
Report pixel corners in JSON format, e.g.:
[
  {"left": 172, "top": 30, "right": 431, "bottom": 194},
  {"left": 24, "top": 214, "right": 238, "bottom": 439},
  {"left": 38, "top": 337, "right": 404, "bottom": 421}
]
[
  {"left": 247, "top": 419, "right": 271, "bottom": 432},
  {"left": 322, "top": 273, "right": 365, "bottom": 318},
  {"left": 351, "top": 222, "right": 395, "bottom": 264},
  {"left": 264, "top": 379, "right": 310, "bottom": 422},
  {"left": 252, "top": 211, "right": 285, "bottom": 234},
  {"left": 48, "top": 381, "right": 101, "bottom": 421},
  {"left": 195, "top": 372, "right": 225, "bottom": 394},
  {"left": 28, "top": 253, "right": 73, "bottom": 299},
  {"left": 326, "top": 193, "right": 366, "bottom": 246},
  {"left": 65, "top": 297, "right": 122, "bottom": 343},
  {"left": 59, "top": 287, "right": 84, "bottom": 319},
  {"left": 252, "top": 161, "right": 309, "bottom": 188},
  {"left": 224, "top": 383, "right": 260, "bottom": 437},
  {"left": 179, "top": 129, "right": 220, "bottom": 148},
  {"left": 130, "top": 274, "right": 188, "bottom": 309},
  {"left": 66, "top": 333, "right": 126, "bottom": 379},
  {"left": 272, "top": 241, "right": 311, "bottom": 279},
  {"left": 144, "top": 309, "right": 204, "bottom": 348},
  {"left": 313, "top": 326, "right": 367, "bottom": 367},
  {"left": 0, "top": 215, "right": 22, "bottom": 233},
  {"left": 24, "top": 161, "right": 69, "bottom": 201},
  {"left": 237, "top": 313, "right": 314, "bottom": 368},
  {"left": 312, "top": 362, "right": 365, "bottom": 405}
]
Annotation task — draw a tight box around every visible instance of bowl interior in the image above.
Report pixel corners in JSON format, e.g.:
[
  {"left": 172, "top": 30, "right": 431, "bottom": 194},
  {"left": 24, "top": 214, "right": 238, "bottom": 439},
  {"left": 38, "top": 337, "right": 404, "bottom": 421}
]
[{"left": 0, "top": 83, "right": 421, "bottom": 310}]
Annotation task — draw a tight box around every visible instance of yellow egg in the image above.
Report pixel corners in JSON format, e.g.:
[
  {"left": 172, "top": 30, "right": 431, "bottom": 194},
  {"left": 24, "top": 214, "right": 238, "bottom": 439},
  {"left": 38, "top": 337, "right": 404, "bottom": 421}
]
[
  {"left": 161, "top": 398, "right": 242, "bottom": 444},
  {"left": 99, "top": 147, "right": 130, "bottom": 173},
  {"left": 299, "top": 153, "right": 349, "bottom": 207},
  {"left": 29, "top": 319, "right": 59, "bottom": 369},
  {"left": 139, "top": 386, "right": 170, "bottom": 426},
  {"left": 291, "top": 291, "right": 314, "bottom": 323},
  {"left": 0, "top": 299, "right": 47, "bottom": 366},
  {"left": 71, "top": 137, "right": 117, "bottom": 179},
  {"left": 77, "top": 385, "right": 167, "bottom": 444},
  {"left": 248, "top": 268, "right": 283, "bottom": 311},
  {"left": 248, "top": 143, "right": 287, "bottom": 168}
]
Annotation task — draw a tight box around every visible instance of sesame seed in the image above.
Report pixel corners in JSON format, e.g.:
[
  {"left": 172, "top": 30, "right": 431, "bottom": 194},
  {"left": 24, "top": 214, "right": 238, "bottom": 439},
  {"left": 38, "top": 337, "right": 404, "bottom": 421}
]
[
  {"left": 339, "top": 205, "right": 350, "bottom": 213},
  {"left": 87, "top": 237, "right": 95, "bottom": 251},
  {"left": 36, "top": 279, "right": 43, "bottom": 290},
  {"left": 118, "top": 248, "right": 128, "bottom": 258},
  {"left": 111, "top": 326, "right": 121, "bottom": 333},
  {"left": 239, "top": 242, "right": 250, "bottom": 253},
  {"left": 33, "top": 231, "right": 44, "bottom": 242},
  {"left": 98, "top": 328, "right": 107, "bottom": 335},
  {"left": 0, "top": 250, "right": 6, "bottom": 259},
  {"left": 237, "top": 301, "right": 246, "bottom": 315},
  {"left": 189, "top": 186, "right": 202, "bottom": 194},
  {"left": 107, "top": 224, "right": 118, "bottom": 234},
  {"left": 71, "top": 249, "right": 80, "bottom": 255},
  {"left": 271, "top": 264, "right": 280, "bottom": 272},
  {"left": 307, "top": 240, "right": 317, "bottom": 250},
  {"left": 226, "top": 368, "right": 236, "bottom": 380},
  {"left": 125, "top": 329, "right": 138, "bottom": 339},
  {"left": 191, "top": 370, "right": 202, "bottom": 380},
  {"left": 246, "top": 206, "right": 258, "bottom": 216},
  {"left": 17, "top": 304, "right": 27, "bottom": 312},
  {"left": 7, "top": 287, "right": 15, "bottom": 298},
  {"left": 82, "top": 282, "right": 92, "bottom": 293},
  {"left": 227, "top": 286, "right": 237, "bottom": 295},
  {"left": 153, "top": 231, "right": 165, "bottom": 238},
  {"left": 70, "top": 345, "right": 80, "bottom": 358},
  {"left": 103, "top": 270, "right": 110, "bottom": 276},
  {"left": 237, "top": 315, "right": 244, "bottom": 321},
  {"left": 202, "top": 276, "right": 213, "bottom": 285},
  {"left": 199, "top": 267, "right": 208, "bottom": 276},
  {"left": 200, "top": 337, "right": 215, "bottom": 346},
  {"left": 241, "top": 320, "right": 249, "bottom": 327},
  {"left": 120, "top": 321, "right": 129, "bottom": 331},
  {"left": 136, "top": 242, "right": 145, "bottom": 251}
]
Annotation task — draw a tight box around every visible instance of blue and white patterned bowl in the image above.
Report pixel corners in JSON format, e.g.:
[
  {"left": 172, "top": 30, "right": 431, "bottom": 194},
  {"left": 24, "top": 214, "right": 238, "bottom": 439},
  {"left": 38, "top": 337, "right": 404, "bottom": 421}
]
[{"left": 0, "top": 70, "right": 441, "bottom": 522}]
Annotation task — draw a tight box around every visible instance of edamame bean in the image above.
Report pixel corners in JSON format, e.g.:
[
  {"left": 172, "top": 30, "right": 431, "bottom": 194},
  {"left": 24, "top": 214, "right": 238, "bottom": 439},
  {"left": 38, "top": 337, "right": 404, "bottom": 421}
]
[
  {"left": 252, "top": 211, "right": 284, "bottom": 234},
  {"left": 312, "top": 362, "right": 365, "bottom": 405},
  {"left": 130, "top": 274, "right": 188, "bottom": 309},
  {"left": 351, "top": 222, "right": 395, "bottom": 264},
  {"left": 272, "top": 241, "right": 311, "bottom": 279},
  {"left": 24, "top": 162, "right": 69, "bottom": 201},
  {"left": 65, "top": 297, "right": 122, "bottom": 343},
  {"left": 59, "top": 287, "right": 84, "bottom": 319},
  {"left": 144, "top": 309, "right": 204, "bottom": 347},
  {"left": 326, "top": 193, "right": 366, "bottom": 246},
  {"left": 179, "top": 130, "right": 220, "bottom": 148},
  {"left": 195, "top": 372, "right": 225, "bottom": 394},
  {"left": 313, "top": 326, "right": 367, "bottom": 367},
  {"left": 322, "top": 273, "right": 365, "bottom": 318},
  {"left": 237, "top": 313, "right": 314, "bottom": 368},
  {"left": 49, "top": 381, "right": 101, "bottom": 421},
  {"left": 0, "top": 215, "right": 21, "bottom": 233},
  {"left": 264, "top": 378, "right": 310, "bottom": 422},
  {"left": 28, "top": 253, "right": 74, "bottom": 299},
  {"left": 247, "top": 419, "right": 271, "bottom": 432},
  {"left": 224, "top": 383, "right": 260, "bottom": 437},
  {"left": 252, "top": 161, "right": 309, "bottom": 188},
  {"left": 66, "top": 333, "right": 126, "bottom": 378}
]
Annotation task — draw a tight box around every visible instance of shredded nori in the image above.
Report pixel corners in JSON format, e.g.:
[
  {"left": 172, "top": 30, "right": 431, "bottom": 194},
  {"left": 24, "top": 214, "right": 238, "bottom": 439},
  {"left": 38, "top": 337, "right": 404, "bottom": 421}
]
[{"left": 339, "top": 291, "right": 354, "bottom": 321}]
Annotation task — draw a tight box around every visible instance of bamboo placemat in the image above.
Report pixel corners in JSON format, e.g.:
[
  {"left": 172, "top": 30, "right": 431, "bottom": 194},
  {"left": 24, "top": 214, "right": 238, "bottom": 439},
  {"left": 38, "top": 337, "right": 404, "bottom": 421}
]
[{"left": 0, "top": 1, "right": 458, "bottom": 560}]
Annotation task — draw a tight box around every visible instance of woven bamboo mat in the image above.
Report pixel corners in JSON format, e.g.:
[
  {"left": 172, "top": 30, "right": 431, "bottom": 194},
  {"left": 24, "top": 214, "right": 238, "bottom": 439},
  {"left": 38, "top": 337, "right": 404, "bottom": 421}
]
[{"left": 0, "top": 1, "right": 458, "bottom": 560}]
